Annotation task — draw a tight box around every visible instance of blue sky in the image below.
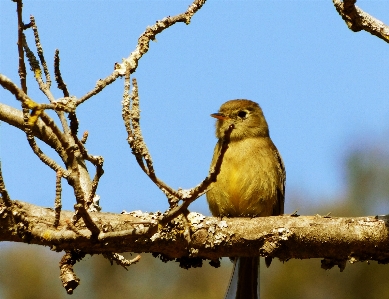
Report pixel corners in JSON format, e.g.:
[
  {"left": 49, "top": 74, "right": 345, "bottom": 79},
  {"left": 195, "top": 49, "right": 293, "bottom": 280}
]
[{"left": 1, "top": 1, "right": 389, "bottom": 216}]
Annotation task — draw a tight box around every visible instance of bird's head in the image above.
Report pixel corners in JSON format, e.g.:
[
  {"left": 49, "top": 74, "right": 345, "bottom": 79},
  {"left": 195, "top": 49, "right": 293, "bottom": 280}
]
[{"left": 211, "top": 99, "right": 269, "bottom": 141}]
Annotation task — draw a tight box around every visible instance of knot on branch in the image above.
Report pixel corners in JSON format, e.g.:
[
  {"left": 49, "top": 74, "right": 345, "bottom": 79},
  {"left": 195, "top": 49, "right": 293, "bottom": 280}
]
[{"left": 53, "top": 96, "right": 77, "bottom": 113}]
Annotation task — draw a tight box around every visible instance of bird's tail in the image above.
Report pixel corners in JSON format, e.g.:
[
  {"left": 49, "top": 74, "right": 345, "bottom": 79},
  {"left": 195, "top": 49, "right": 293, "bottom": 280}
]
[{"left": 224, "top": 257, "right": 260, "bottom": 299}]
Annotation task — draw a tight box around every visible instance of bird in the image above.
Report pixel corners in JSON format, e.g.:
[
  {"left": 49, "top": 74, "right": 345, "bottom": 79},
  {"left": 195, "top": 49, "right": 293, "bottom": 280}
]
[{"left": 206, "top": 99, "right": 285, "bottom": 299}]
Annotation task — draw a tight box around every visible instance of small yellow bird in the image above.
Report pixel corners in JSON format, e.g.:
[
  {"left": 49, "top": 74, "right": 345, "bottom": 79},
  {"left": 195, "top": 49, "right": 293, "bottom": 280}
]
[{"left": 206, "top": 99, "right": 285, "bottom": 299}]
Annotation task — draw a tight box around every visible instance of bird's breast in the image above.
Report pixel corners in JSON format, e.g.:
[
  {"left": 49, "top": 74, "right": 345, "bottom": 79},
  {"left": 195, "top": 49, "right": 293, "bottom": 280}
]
[{"left": 207, "top": 137, "right": 280, "bottom": 217}]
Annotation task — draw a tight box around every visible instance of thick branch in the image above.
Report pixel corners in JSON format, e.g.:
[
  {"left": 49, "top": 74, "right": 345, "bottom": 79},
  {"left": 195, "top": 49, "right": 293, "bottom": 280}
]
[
  {"left": 1, "top": 200, "right": 389, "bottom": 264},
  {"left": 333, "top": 0, "right": 389, "bottom": 43}
]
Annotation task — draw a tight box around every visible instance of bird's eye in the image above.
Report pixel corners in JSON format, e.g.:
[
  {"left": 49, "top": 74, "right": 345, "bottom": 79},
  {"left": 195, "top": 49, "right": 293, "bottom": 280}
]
[{"left": 237, "top": 110, "right": 247, "bottom": 118}]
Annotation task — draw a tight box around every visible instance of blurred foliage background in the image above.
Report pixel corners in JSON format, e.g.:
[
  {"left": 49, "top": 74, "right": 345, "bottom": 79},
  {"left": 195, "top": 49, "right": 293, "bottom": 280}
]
[{"left": 1, "top": 134, "right": 389, "bottom": 299}]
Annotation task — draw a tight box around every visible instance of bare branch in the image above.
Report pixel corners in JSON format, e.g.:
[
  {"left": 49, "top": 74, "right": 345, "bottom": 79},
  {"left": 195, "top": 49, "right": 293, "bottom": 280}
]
[
  {"left": 54, "top": 49, "right": 70, "bottom": 97},
  {"left": 114, "top": 0, "right": 207, "bottom": 77},
  {"left": 15, "top": 0, "right": 28, "bottom": 93},
  {"left": 0, "top": 74, "right": 32, "bottom": 105},
  {"left": 17, "top": 8, "right": 99, "bottom": 233},
  {"left": 0, "top": 75, "right": 75, "bottom": 116},
  {"left": 25, "top": 131, "right": 67, "bottom": 173},
  {"left": 30, "top": 15, "right": 51, "bottom": 89},
  {"left": 22, "top": 17, "right": 71, "bottom": 135},
  {"left": 39, "top": 111, "right": 70, "bottom": 158},
  {"left": 68, "top": 111, "right": 79, "bottom": 136},
  {"left": 2, "top": 200, "right": 389, "bottom": 266},
  {"left": 20, "top": 106, "right": 68, "bottom": 176},
  {"left": 102, "top": 252, "right": 141, "bottom": 270},
  {"left": 0, "top": 103, "right": 69, "bottom": 163},
  {"left": 76, "top": 0, "right": 207, "bottom": 106},
  {"left": 122, "top": 75, "right": 232, "bottom": 221},
  {"left": 69, "top": 129, "right": 104, "bottom": 212},
  {"left": 22, "top": 31, "right": 55, "bottom": 102},
  {"left": 160, "top": 124, "right": 234, "bottom": 225},
  {"left": 1, "top": 73, "right": 98, "bottom": 228},
  {"left": 80, "top": 131, "right": 88, "bottom": 144},
  {"left": 54, "top": 170, "right": 62, "bottom": 227},
  {"left": 122, "top": 76, "right": 179, "bottom": 203},
  {"left": 121, "top": 74, "right": 236, "bottom": 226},
  {"left": 1, "top": 81, "right": 99, "bottom": 236},
  {"left": 85, "top": 155, "right": 104, "bottom": 212},
  {"left": 333, "top": 0, "right": 389, "bottom": 43},
  {"left": 0, "top": 104, "right": 68, "bottom": 160}
]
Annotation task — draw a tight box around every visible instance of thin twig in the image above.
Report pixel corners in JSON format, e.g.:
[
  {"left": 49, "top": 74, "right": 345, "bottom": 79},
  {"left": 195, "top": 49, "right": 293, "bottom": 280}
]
[
  {"left": 0, "top": 103, "right": 67, "bottom": 162},
  {"left": 17, "top": 15, "right": 98, "bottom": 236},
  {"left": 22, "top": 110, "right": 68, "bottom": 175},
  {"left": 68, "top": 112, "right": 79, "bottom": 136},
  {"left": 23, "top": 17, "right": 71, "bottom": 135},
  {"left": 102, "top": 252, "right": 141, "bottom": 270},
  {"left": 114, "top": 0, "right": 207, "bottom": 77},
  {"left": 0, "top": 74, "right": 31, "bottom": 104},
  {"left": 160, "top": 124, "right": 234, "bottom": 225},
  {"left": 122, "top": 69, "right": 233, "bottom": 225},
  {"left": 0, "top": 102, "right": 69, "bottom": 168},
  {"left": 8, "top": 86, "right": 70, "bottom": 174},
  {"left": 129, "top": 78, "right": 154, "bottom": 174},
  {"left": 54, "top": 170, "right": 62, "bottom": 227},
  {"left": 30, "top": 15, "right": 51, "bottom": 88},
  {"left": 39, "top": 111, "right": 69, "bottom": 161},
  {"left": 80, "top": 131, "right": 88, "bottom": 144},
  {"left": 22, "top": 31, "right": 55, "bottom": 102},
  {"left": 22, "top": 15, "right": 71, "bottom": 138},
  {"left": 54, "top": 49, "right": 70, "bottom": 97},
  {"left": 117, "top": 0, "right": 209, "bottom": 215},
  {"left": 122, "top": 75, "right": 180, "bottom": 203},
  {"left": 76, "top": 0, "right": 207, "bottom": 106},
  {"left": 0, "top": 74, "right": 73, "bottom": 170},
  {"left": 15, "top": 0, "right": 28, "bottom": 93},
  {"left": 85, "top": 155, "right": 104, "bottom": 211},
  {"left": 76, "top": 72, "right": 120, "bottom": 106},
  {"left": 6, "top": 85, "right": 71, "bottom": 178},
  {"left": 0, "top": 75, "right": 75, "bottom": 119}
]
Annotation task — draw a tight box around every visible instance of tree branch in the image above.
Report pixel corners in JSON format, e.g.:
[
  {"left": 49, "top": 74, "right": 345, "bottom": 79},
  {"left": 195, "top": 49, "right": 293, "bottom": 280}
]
[
  {"left": 1, "top": 200, "right": 389, "bottom": 266},
  {"left": 76, "top": 0, "right": 207, "bottom": 106},
  {"left": 333, "top": 0, "right": 389, "bottom": 43},
  {"left": 0, "top": 103, "right": 69, "bottom": 162}
]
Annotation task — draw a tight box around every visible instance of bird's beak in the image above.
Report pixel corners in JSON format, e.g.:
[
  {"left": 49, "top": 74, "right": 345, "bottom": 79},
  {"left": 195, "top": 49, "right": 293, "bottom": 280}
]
[{"left": 211, "top": 113, "right": 229, "bottom": 120}]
